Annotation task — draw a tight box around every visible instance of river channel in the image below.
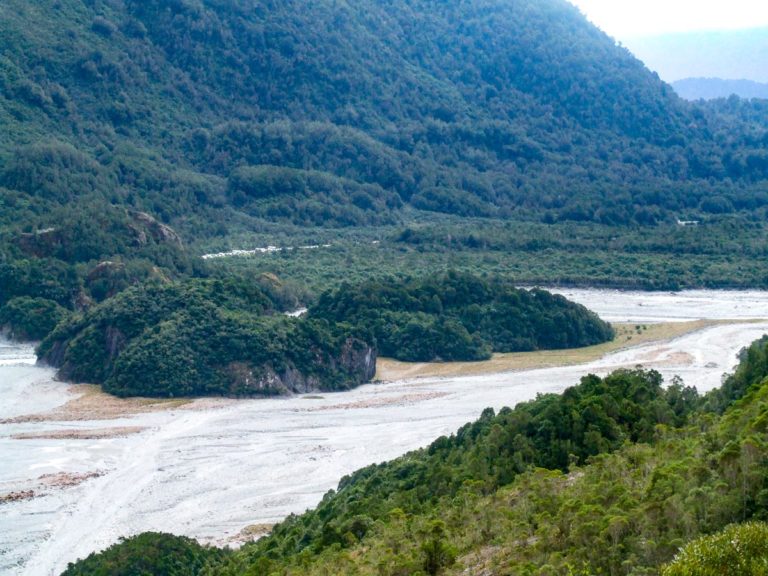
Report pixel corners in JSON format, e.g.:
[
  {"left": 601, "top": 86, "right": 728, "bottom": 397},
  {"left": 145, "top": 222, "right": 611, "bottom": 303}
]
[{"left": 1, "top": 289, "right": 767, "bottom": 575}]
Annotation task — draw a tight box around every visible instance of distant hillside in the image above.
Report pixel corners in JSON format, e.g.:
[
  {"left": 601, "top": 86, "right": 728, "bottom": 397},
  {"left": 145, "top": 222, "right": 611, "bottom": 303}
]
[
  {"left": 673, "top": 78, "right": 768, "bottom": 101},
  {"left": 2, "top": 0, "right": 768, "bottom": 341},
  {"left": 626, "top": 27, "right": 768, "bottom": 83},
  {"left": 1, "top": 0, "right": 767, "bottom": 233}
]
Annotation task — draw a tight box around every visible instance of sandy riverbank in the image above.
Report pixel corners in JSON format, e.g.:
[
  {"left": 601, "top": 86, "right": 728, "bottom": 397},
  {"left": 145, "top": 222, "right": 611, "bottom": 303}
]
[
  {"left": 1, "top": 384, "right": 234, "bottom": 424},
  {"left": 10, "top": 426, "right": 147, "bottom": 440},
  {"left": 376, "top": 319, "right": 744, "bottom": 381}
]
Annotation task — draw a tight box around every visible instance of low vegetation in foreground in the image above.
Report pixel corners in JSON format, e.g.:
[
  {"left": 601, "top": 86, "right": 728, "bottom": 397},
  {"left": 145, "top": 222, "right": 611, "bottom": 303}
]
[{"left": 62, "top": 337, "right": 768, "bottom": 574}]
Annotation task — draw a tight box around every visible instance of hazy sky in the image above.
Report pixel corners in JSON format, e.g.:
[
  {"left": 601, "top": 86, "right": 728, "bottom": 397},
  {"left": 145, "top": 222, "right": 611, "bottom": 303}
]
[{"left": 568, "top": 0, "right": 768, "bottom": 39}]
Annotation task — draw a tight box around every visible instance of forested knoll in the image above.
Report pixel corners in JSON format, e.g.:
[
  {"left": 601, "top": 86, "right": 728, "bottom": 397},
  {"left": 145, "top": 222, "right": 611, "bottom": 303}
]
[
  {"left": 62, "top": 337, "right": 768, "bottom": 575},
  {"left": 36, "top": 273, "right": 612, "bottom": 395},
  {"left": 310, "top": 272, "right": 614, "bottom": 361},
  {"left": 37, "top": 278, "right": 377, "bottom": 397}
]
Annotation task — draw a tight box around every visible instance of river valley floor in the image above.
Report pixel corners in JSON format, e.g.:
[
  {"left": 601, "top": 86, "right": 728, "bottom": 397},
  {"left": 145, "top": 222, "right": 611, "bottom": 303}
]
[{"left": 1, "top": 289, "right": 767, "bottom": 575}]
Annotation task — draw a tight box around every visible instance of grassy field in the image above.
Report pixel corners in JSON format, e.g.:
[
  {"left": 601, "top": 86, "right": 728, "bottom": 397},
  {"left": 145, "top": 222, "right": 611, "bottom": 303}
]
[{"left": 375, "top": 320, "right": 737, "bottom": 381}]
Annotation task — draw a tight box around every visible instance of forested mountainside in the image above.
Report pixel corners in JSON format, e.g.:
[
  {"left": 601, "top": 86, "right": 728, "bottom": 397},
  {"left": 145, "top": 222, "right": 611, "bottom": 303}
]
[
  {"left": 2, "top": 0, "right": 768, "bottom": 231},
  {"left": 62, "top": 337, "right": 768, "bottom": 575},
  {"left": 3, "top": 0, "right": 768, "bottom": 337}
]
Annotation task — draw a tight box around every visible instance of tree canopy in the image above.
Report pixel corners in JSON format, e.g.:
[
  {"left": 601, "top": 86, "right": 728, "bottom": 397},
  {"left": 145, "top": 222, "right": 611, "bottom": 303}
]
[{"left": 310, "top": 272, "right": 614, "bottom": 361}]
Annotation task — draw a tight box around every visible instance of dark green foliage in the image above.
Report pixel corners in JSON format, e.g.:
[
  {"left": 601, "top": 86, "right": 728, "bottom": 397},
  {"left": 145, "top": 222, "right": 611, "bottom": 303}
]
[
  {"left": 704, "top": 335, "right": 768, "bottom": 413},
  {"left": 206, "top": 219, "right": 768, "bottom": 298},
  {"left": 60, "top": 532, "right": 228, "bottom": 576},
  {"left": 421, "top": 521, "right": 457, "bottom": 575},
  {"left": 310, "top": 272, "right": 614, "bottom": 361},
  {"left": 227, "top": 165, "right": 401, "bottom": 227},
  {"left": 39, "top": 279, "right": 375, "bottom": 397},
  {"left": 662, "top": 522, "right": 768, "bottom": 576},
  {"left": 0, "top": 296, "right": 69, "bottom": 341},
  {"left": 3, "top": 0, "right": 768, "bottom": 342},
  {"left": 0, "top": 256, "right": 82, "bottom": 308},
  {"left": 2, "top": 0, "right": 768, "bottom": 232},
  {"left": 0, "top": 199, "right": 202, "bottom": 323},
  {"left": 0, "top": 141, "right": 113, "bottom": 203},
  {"left": 239, "top": 368, "right": 697, "bottom": 562}
]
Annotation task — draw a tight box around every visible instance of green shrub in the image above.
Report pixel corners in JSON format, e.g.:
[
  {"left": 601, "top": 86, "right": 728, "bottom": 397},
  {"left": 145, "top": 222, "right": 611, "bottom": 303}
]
[
  {"left": 0, "top": 296, "right": 69, "bottom": 341},
  {"left": 662, "top": 522, "right": 768, "bottom": 576}
]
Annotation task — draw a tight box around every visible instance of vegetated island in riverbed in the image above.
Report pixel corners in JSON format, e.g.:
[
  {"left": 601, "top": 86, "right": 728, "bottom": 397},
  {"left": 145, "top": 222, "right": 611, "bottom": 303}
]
[
  {"left": 37, "top": 277, "right": 376, "bottom": 398},
  {"left": 310, "top": 271, "right": 615, "bottom": 362},
  {"left": 37, "top": 272, "right": 614, "bottom": 398},
  {"left": 375, "top": 319, "right": 720, "bottom": 381}
]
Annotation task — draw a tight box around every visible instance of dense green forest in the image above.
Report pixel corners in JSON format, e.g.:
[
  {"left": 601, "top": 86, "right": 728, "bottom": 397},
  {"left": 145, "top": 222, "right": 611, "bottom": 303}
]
[
  {"left": 61, "top": 532, "right": 230, "bottom": 576},
  {"left": 202, "top": 218, "right": 768, "bottom": 294},
  {"left": 2, "top": 0, "right": 768, "bottom": 343},
  {"left": 2, "top": 0, "right": 768, "bottom": 227},
  {"left": 4, "top": 0, "right": 768, "bottom": 573},
  {"left": 310, "top": 272, "right": 614, "bottom": 361},
  {"left": 62, "top": 336, "right": 768, "bottom": 575},
  {"left": 37, "top": 278, "right": 376, "bottom": 397},
  {"left": 37, "top": 273, "right": 612, "bottom": 396},
  {"left": 0, "top": 202, "right": 203, "bottom": 339}
]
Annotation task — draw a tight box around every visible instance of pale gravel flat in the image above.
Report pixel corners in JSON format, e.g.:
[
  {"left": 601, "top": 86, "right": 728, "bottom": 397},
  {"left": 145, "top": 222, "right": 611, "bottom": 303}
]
[{"left": 1, "top": 289, "right": 767, "bottom": 576}]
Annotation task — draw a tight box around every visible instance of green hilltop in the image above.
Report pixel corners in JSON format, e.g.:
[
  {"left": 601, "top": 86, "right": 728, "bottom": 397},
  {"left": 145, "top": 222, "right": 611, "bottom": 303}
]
[{"left": 2, "top": 0, "right": 768, "bottom": 230}]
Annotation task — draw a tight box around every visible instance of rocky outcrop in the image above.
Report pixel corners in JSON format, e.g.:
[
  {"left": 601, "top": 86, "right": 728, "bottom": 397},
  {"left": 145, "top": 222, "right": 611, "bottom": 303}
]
[
  {"left": 37, "top": 338, "right": 67, "bottom": 368},
  {"left": 339, "top": 338, "right": 377, "bottom": 382},
  {"left": 224, "top": 339, "right": 376, "bottom": 396},
  {"left": 104, "top": 326, "right": 127, "bottom": 361},
  {"left": 16, "top": 227, "right": 64, "bottom": 257},
  {"left": 127, "top": 211, "right": 182, "bottom": 246},
  {"left": 86, "top": 261, "right": 124, "bottom": 282}
]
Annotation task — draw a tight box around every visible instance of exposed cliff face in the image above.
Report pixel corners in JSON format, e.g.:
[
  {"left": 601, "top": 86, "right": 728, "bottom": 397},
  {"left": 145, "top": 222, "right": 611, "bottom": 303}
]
[
  {"left": 127, "top": 211, "right": 183, "bottom": 247},
  {"left": 36, "top": 280, "right": 379, "bottom": 399},
  {"left": 37, "top": 339, "right": 67, "bottom": 368},
  {"left": 224, "top": 339, "right": 376, "bottom": 396},
  {"left": 339, "top": 338, "right": 377, "bottom": 382}
]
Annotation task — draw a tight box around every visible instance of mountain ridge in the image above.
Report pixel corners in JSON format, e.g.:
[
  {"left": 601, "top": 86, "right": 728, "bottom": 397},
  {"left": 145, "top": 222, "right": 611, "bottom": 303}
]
[
  {"left": 625, "top": 26, "right": 768, "bottom": 83},
  {"left": 673, "top": 77, "right": 768, "bottom": 101},
  {"left": 3, "top": 0, "right": 767, "bottom": 231}
]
